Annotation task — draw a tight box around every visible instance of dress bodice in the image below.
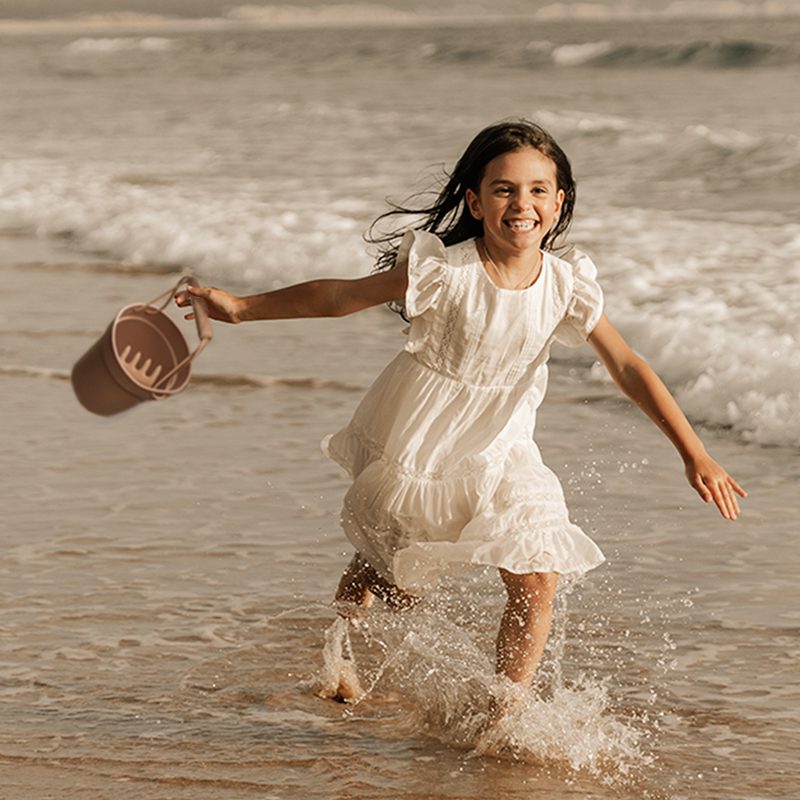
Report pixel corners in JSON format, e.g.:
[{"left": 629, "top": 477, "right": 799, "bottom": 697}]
[{"left": 400, "top": 232, "right": 603, "bottom": 390}]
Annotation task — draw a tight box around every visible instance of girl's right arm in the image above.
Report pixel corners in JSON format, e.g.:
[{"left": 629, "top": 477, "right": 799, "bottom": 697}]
[
  {"left": 175, "top": 267, "right": 409, "bottom": 323},
  {"left": 587, "top": 315, "right": 746, "bottom": 520}
]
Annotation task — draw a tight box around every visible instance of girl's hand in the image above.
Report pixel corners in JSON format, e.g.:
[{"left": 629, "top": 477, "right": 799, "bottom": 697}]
[
  {"left": 175, "top": 285, "right": 242, "bottom": 324},
  {"left": 684, "top": 452, "right": 747, "bottom": 520}
]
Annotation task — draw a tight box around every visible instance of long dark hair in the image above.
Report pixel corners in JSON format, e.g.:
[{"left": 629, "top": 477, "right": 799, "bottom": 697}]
[{"left": 367, "top": 120, "right": 576, "bottom": 285}]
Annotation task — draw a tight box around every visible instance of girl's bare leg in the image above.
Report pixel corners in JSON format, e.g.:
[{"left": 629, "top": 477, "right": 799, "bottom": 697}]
[
  {"left": 322, "top": 553, "right": 419, "bottom": 702},
  {"left": 336, "top": 552, "right": 420, "bottom": 612},
  {"left": 335, "top": 552, "right": 377, "bottom": 609},
  {"left": 496, "top": 569, "right": 559, "bottom": 683}
]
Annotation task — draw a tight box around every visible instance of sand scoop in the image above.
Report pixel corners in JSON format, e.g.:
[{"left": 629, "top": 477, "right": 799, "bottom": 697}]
[{"left": 71, "top": 275, "right": 212, "bottom": 416}]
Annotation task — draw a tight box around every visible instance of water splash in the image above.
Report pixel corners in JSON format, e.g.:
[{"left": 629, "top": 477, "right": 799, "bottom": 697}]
[
  {"left": 313, "top": 615, "right": 363, "bottom": 702},
  {"left": 311, "top": 585, "right": 654, "bottom": 783}
]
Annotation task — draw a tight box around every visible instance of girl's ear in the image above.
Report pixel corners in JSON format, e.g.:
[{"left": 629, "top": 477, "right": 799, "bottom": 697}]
[
  {"left": 465, "top": 188, "right": 482, "bottom": 220},
  {"left": 554, "top": 188, "right": 565, "bottom": 217}
]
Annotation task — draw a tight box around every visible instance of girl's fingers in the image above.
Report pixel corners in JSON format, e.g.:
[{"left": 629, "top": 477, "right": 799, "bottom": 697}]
[
  {"left": 694, "top": 477, "right": 712, "bottom": 504},
  {"left": 723, "top": 486, "right": 738, "bottom": 520},
  {"left": 688, "top": 458, "right": 745, "bottom": 519},
  {"left": 703, "top": 477, "right": 733, "bottom": 520},
  {"left": 719, "top": 481, "right": 739, "bottom": 520},
  {"left": 175, "top": 286, "right": 211, "bottom": 307},
  {"left": 721, "top": 477, "right": 743, "bottom": 519},
  {"left": 728, "top": 483, "right": 741, "bottom": 515},
  {"left": 720, "top": 482, "right": 736, "bottom": 519},
  {"left": 713, "top": 486, "right": 731, "bottom": 520}
]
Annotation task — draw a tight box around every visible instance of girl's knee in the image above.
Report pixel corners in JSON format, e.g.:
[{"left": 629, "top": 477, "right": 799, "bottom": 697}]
[
  {"left": 500, "top": 569, "right": 559, "bottom": 606},
  {"left": 335, "top": 553, "right": 375, "bottom": 604}
]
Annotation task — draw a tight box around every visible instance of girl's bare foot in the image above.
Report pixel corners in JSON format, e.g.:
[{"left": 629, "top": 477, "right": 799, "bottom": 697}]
[
  {"left": 315, "top": 616, "right": 366, "bottom": 704},
  {"left": 317, "top": 657, "right": 364, "bottom": 703}
]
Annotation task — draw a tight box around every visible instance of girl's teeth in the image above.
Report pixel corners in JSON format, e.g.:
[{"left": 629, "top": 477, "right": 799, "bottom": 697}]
[{"left": 508, "top": 220, "right": 536, "bottom": 231}]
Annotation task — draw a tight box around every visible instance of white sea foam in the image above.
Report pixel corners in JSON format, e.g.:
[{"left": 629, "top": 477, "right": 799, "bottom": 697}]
[
  {"left": 571, "top": 206, "right": 800, "bottom": 448},
  {"left": 64, "top": 37, "right": 177, "bottom": 55},
  {"left": 0, "top": 161, "right": 367, "bottom": 287},
  {"left": 1, "top": 157, "right": 797, "bottom": 449},
  {"left": 551, "top": 41, "right": 613, "bottom": 67},
  {"left": 686, "top": 123, "right": 760, "bottom": 152}
]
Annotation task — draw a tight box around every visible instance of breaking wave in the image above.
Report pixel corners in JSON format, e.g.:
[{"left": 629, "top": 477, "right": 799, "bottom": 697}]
[{"left": 528, "top": 38, "right": 797, "bottom": 69}]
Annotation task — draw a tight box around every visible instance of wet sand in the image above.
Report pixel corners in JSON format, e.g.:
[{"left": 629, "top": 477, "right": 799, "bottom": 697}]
[{"left": 2, "top": 233, "right": 799, "bottom": 799}]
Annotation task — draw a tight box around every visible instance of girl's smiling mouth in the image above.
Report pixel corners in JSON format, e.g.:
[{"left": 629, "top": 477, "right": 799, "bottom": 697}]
[{"left": 504, "top": 218, "right": 539, "bottom": 232}]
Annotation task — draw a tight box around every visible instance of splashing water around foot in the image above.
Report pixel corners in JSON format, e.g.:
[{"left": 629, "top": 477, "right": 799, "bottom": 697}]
[
  {"left": 310, "top": 586, "right": 654, "bottom": 784},
  {"left": 314, "top": 615, "right": 365, "bottom": 703}
]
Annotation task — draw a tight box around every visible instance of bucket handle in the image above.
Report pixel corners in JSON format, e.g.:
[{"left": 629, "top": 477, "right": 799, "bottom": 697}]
[{"left": 135, "top": 274, "right": 213, "bottom": 398}]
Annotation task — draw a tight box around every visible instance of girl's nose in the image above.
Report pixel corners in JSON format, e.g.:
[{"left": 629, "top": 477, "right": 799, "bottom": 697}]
[{"left": 511, "top": 193, "right": 532, "bottom": 211}]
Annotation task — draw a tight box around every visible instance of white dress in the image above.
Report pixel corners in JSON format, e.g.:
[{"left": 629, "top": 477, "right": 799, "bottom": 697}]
[{"left": 323, "top": 231, "right": 606, "bottom": 593}]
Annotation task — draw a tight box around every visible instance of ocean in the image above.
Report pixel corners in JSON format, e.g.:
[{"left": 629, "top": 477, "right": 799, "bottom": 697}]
[{"left": 1, "top": 5, "right": 798, "bottom": 799}]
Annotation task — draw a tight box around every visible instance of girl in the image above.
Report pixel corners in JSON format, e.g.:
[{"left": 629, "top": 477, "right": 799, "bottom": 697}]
[{"left": 177, "top": 120, "right": 745, "bottom": 704}]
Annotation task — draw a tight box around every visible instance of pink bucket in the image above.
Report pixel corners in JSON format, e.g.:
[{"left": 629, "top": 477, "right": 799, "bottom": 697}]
[{"left": 71, "top": 275, "right": 212, "bottom": 416}]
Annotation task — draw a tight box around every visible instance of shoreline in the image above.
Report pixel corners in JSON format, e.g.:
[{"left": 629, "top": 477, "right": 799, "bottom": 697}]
[{"left": 1, "top": 9, "right": 799, "bottom": 37}]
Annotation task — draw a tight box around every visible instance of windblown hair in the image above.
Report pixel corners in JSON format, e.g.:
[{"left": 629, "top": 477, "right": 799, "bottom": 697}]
[{"left": 367, "top": 120, "right": 576, "bottom": 297}]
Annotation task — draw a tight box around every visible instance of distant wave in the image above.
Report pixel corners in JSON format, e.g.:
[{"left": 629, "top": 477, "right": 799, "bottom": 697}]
[
  {"left": 534, "top": 108, "right": 800, "bottom": 191},
  {"left": 224, "top": 3, "right": 415, "bottom": 26},
  {"left": 410, "top": 36, "right": 800, "bottom": 70},
  {"left": 191, "top": 373, "right": 364, "bottom": 392},
  {"left": 0, "top": 364, "right": 364, "bottom": 393},
  {"left": 534, "top": 0, "right": 800, "bottom": 22},
  {"left": 55, "top": 33, "right": 800, "bottom": 71},
  {"left": 524, "top": 39, "right": 799, "bottom": 69},
  {"left": 64, "top": 37, "right": 176, "bottom": 55},
  {"left": 0, "top": 13, "right": 219, "bottom": 34},
  {"left": 0, "top": 365, "right": 70, "bottom": 381}
]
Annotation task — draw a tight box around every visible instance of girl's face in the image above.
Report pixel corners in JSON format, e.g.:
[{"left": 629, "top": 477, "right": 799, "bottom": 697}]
[{"left": 465, "top": 147, "right": 565, "bottom": 259}]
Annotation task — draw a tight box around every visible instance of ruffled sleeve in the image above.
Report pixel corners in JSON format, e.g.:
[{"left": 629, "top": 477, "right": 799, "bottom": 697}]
[
  {"left": 553, "top": 248, "right": 604, "bottom": 346},
  {"left": 396, "top": 230, "right": 448, "bottom": 319}
]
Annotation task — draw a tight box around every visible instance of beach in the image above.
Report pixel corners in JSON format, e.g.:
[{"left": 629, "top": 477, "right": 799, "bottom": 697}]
[{"left": 2, "top": 6, "right": 799, "bottom": 798}]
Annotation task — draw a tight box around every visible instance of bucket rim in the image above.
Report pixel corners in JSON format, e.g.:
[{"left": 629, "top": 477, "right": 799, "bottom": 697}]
[{"left": 111, "top": 302, "right": 192, "bottom": 395}]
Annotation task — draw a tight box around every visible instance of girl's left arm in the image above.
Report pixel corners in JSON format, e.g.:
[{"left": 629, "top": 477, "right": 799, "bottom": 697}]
[{"left": 587, "top": 315, "right": 746, "bottom": 520}]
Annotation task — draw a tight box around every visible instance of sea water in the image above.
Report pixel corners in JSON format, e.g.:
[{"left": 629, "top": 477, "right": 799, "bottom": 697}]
[{"left": 1, "top": 5, "right": 799, "bottom": 799}]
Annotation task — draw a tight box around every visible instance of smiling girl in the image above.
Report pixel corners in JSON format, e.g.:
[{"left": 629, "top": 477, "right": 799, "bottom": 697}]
[{"left": 177, "top": 120, "right": 745, "bottom": 707}]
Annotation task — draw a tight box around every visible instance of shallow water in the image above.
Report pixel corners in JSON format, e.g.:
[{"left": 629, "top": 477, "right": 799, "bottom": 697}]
[
  {"left": 1, "top": 8, "right": 799, "bottom": 799},
  {"left": 3, "top": 245, "right": 798, "bottom": 797}
]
